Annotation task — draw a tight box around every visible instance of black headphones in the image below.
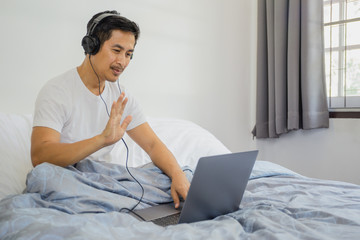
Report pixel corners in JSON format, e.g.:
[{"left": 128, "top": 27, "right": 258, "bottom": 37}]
[{"left": 81, "top": 13, "right": 119, "bottom": 55}]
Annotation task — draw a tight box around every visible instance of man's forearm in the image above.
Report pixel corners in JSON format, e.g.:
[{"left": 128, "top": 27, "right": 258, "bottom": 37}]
[
  {"left": 146, "top": 140, "right": 183, "bottom": 178},
  {"left": 31, "top": 134, "right": 106, "bottom": 167}
]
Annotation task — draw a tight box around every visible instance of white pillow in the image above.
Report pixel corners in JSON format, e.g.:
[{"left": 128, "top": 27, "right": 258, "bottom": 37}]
[
  {"left": 111, "top": 118, "right": 231, "bottom": 169},
  {"left": 0, "top": 113, "right": 33, "bottom": 200}
]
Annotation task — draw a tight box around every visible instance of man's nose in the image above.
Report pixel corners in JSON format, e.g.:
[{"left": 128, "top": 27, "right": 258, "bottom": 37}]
[{"left": 116, "top": 54, "right": 128, "bottom": 67}]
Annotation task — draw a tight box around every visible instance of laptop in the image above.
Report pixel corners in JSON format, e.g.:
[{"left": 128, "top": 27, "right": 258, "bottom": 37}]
[{"left": 131, "top": 150, "right": 258, "bottom": 227}]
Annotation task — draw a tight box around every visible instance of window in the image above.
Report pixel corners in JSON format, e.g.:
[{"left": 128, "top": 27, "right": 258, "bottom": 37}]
[{"left": 323, "top": 0, "right": 360, "bottom": 114}]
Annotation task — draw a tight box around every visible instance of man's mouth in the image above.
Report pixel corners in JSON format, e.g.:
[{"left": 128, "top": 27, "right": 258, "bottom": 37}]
[{"left": 111, "top": 66, "right": 123, "bottom": 75}]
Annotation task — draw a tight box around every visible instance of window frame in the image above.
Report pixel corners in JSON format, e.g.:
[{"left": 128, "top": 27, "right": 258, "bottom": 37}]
[{"left": 323, "top": 0, "right": 360, "bottom": 118}]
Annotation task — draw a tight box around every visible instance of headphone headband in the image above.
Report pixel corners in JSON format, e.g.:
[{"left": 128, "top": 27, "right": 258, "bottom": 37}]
[{"left": 87, "top": 13, "right": 118, "bottom": 36}]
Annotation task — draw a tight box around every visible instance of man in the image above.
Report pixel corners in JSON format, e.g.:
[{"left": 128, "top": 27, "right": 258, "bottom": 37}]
[{"left": 31, "top": 10, "right": 190, "bottom": 209}]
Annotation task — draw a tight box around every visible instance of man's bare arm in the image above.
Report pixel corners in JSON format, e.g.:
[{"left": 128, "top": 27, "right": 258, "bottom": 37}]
[
  {"left": 31, "top": 127, "right": 107, "bottom": 167},
  {"left": 127, "top": 123, "right": 190, "bottom": 208}
]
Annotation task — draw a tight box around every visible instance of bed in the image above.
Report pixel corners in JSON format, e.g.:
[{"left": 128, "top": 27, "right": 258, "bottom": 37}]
[{"left": 1, "top": 112, "right": 360, "bottom": 239}]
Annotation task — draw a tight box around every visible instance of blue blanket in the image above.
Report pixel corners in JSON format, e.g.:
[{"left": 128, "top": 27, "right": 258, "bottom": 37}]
[
  {"left": 8, "top": 160, "right": 193, "bottom": 213},
  {"left": 1, "top": 160, "right": 360, "bottom": 240}
]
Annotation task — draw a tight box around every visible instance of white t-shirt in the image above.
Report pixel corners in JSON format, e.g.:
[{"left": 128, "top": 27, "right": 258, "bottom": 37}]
[{"left": 33, "top": 68, "right": 147, "bottom": 162}]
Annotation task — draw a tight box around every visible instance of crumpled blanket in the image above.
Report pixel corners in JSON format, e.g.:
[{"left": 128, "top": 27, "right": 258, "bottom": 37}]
[
  {"left": 18, "top": 160, "right": 193, "bottom": 214},
  {"left": 1, "top": 160, "right": 360, "bottom": 240}
]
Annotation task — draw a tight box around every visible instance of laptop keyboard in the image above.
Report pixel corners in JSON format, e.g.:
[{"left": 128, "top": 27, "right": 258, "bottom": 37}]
[{"left": 151, "top": 213, "right": 181, "bottom": 227}]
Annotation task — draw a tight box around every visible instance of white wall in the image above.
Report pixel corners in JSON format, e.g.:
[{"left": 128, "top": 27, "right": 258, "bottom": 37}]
[
  {"left": 0, "top": 0, "right": 256, "bottom": 153},
  {"left": 256, "top": 119, "right": 360, "bottom": 185},
  {"left": 1, "top": 0, "right": 359, "bottom": 185}
]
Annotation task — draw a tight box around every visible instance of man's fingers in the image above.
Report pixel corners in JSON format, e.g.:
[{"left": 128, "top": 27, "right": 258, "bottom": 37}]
[
  {"left": 109, "top": 100, "right": 118, "bottom": 119},
  {"left": 115, "top": 93, "right": 128, "bottom": 116},
  {"left": 121, "top": 115, "right": 132, "bottom": 130},
  {"left": 116, "top": 92, "right": 126, "bottom": 107},
  {"left": 119, "top": 97, "right": 128, "bottom": 116},
  {"left": 117, "top": 92, "right": 125, "bottom": 102},
  {"left": 110, "top": 93, "right": 128, "bottom": 119},
  {"left": 171, "top": 188, "right": 180, "bottom": 209},
  {"left": 181, "top": 187, "right": 188, "bottom": 200}
]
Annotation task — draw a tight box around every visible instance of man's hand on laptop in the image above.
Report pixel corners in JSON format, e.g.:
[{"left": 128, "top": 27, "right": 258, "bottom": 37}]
[{"left": 170, "top": 171, "right": 190, "bottom": 209}]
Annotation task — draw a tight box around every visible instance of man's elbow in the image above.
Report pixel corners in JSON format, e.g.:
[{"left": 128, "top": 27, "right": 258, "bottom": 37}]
[
  {"left": 31, "top": 147, "right": 46, "bottom": 167},
  {"left": 31, "top": 153, "right": 42, "bottom": 168}
]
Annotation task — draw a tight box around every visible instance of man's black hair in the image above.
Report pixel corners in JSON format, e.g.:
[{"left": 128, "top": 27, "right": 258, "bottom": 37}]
[{"left": 87, "top": 10, "right": 140, "bottom": 48}]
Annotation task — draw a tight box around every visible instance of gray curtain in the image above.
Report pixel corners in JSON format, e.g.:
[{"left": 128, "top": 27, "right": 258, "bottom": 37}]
[{"left": 252, "top": 0, "right": 329, "bottom": 139}]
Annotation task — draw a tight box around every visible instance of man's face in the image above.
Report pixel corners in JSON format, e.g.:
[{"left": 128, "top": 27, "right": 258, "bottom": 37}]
[{"left": 92, "top": 29, "right": 135, "bottom": 82}]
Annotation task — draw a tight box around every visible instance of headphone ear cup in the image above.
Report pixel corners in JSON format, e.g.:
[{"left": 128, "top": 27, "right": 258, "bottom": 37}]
[{"left": 81, "top": 35, "right": 100, "bottom": 55}]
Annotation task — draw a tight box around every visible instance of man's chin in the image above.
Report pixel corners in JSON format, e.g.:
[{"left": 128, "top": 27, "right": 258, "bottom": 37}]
[{"left": 106, "top": 75, "right": 120, "bottom": 82}]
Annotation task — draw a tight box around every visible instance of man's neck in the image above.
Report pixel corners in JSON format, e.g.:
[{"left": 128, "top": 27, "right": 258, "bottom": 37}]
[{"left": 77, "top": 56, "right": 105, "bottom": 96}]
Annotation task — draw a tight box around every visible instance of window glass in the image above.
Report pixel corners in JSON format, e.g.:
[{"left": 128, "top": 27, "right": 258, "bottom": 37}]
[{"left": 323, "top": 0, "right": 360, "bottom": 109}]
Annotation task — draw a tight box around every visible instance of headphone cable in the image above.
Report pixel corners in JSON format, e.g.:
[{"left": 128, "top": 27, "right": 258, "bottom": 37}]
[{"left": 89, "top": 55, "right": 145, "bottom": 214}]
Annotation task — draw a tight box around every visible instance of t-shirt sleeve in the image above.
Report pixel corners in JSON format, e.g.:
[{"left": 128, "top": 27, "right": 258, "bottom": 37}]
[{"left": 33, "top": 81, "right": 69, "bottom": 133}]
